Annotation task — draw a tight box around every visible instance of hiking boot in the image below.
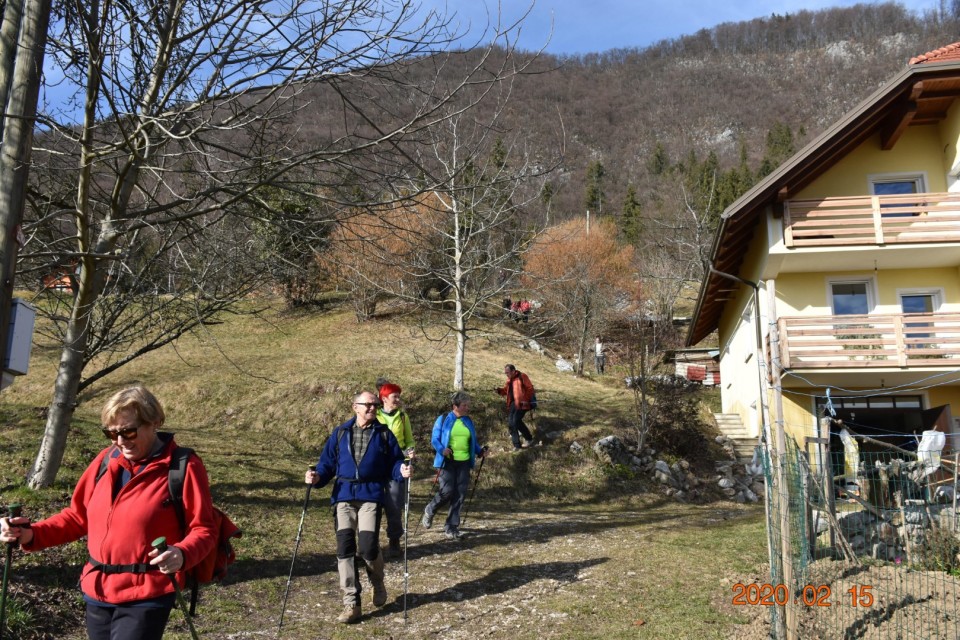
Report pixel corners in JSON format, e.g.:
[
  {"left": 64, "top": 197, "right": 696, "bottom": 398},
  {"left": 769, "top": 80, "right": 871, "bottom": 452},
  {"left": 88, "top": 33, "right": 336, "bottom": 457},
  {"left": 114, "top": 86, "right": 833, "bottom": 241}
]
[
  {"left": 388, "top": 537, "right": 402, "bottom": 557},
  {"left": 420, "top": 510, "right": 433, "bottom": 529},
  {"left": 372, "top": 580, "right": 388, "bottom": 607},
  {"left": 444, "top": 528, "right": 463, "bottom": 540},
  {"left": 336, "top": 604, "right": 361, "bottom": 624}
]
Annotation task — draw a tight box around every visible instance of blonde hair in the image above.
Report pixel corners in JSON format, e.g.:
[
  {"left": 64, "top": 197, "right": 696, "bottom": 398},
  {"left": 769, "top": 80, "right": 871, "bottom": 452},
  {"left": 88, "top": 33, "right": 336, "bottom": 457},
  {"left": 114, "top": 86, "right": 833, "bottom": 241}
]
[{"left": 101, "top": 386, "right": 165, "bottom": 428}]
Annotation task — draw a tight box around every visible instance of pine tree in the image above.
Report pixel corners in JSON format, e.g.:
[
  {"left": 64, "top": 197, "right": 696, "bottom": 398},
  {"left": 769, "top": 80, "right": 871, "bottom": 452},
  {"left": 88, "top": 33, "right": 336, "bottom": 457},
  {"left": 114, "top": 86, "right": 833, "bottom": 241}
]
[
  {"left": 620, "top": 184, "right": 643, "bottom": 245},
  {"left": 647, "top": 142, "right": 669, "bottom": 176},
  {"left": 584, "top": 160, "right": 606, "bottom": 215}
]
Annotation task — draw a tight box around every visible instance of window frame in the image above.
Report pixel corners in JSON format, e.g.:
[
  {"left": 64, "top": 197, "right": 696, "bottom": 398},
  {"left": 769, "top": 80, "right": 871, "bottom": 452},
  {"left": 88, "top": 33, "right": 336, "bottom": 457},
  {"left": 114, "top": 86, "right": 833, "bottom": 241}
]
[{"left": 827, "top": 278, "right": 876, "bottom": 316}]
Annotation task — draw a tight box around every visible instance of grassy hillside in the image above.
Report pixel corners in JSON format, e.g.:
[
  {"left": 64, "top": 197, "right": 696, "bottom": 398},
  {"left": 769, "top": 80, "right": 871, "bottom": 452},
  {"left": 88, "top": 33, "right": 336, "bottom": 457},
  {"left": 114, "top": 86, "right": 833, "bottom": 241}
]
[{"left": 0, "top": 300, "right": 767, "bottom": 639}]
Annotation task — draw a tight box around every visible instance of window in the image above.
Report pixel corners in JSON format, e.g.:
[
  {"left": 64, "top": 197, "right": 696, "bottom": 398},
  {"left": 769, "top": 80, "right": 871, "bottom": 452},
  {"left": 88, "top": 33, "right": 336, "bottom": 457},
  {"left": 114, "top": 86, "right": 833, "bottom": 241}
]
[
  {"left": 830, "top": 281, "right": 871, "bottom": 315},
  {"left": 830, "top": 280, "right": 877, "bottom": 355},
  {"left": 869, "top": 173, "right": 926, "bottom": 217},
  {"left": 815, "top": 395, "right": 923, "bottom": 413},
  {"left": 900, "top": 290, "right": 940, "bottom": 350}
]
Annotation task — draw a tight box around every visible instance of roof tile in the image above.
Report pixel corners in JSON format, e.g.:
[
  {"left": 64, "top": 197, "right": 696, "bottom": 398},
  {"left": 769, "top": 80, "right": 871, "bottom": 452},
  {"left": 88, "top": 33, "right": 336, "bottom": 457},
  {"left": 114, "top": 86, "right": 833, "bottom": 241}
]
[{"left": 911, "top": 42, "right": 960, "bottom": 65}]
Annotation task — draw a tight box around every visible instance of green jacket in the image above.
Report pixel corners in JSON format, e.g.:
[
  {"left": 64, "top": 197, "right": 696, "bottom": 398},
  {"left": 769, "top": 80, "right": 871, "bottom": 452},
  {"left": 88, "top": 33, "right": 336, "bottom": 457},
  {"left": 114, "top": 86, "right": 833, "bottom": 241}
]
[{"left": 377, "top": 407, "right": 415, "bottom": 451}]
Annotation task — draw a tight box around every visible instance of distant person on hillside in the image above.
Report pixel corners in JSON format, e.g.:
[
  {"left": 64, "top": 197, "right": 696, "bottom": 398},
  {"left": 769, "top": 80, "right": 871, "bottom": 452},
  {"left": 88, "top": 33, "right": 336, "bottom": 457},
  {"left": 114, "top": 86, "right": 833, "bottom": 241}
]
[
  {"left": 376, "top": 382, "right": 415, "bottom": 557},
  {"left": 510, "top": 300, "right": 522, "bottom": 322},
  {"left": 420, "top": 391, "right": 486, "bottom": 540},
  {"left": 595, "top": 336, "right": 606, "bottom": 374},
  {"left": 495, "top": 364, "right": 536, "bottom": 450},
  {"left": 518, "top": 299, "right": 531, "bottom": 322},
  {"left": 0, "top": 386, "right": 216, "bottom": 640},
  {"left": 305, "top": 391, "right": 412, "bottom": 624}
]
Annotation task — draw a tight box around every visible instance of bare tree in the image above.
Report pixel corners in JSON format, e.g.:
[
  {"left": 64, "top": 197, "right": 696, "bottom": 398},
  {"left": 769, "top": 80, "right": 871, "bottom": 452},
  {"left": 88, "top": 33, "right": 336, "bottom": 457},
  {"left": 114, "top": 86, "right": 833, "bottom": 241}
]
[
  {"left": 20, "top": 0, "right": 539, "bottom": 487},
  {"left": 324, "top": 87, "right": 561, "bottom": 389},
  {"left": 523, "top": 218, "right": 634, "bottom": 376}
]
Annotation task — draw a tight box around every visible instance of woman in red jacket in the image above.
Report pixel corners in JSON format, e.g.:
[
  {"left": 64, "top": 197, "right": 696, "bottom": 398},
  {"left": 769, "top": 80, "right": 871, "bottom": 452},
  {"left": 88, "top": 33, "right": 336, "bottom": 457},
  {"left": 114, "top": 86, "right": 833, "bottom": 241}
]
[{"left": 0, "top": 386, "right": 216, "bottom": 640}]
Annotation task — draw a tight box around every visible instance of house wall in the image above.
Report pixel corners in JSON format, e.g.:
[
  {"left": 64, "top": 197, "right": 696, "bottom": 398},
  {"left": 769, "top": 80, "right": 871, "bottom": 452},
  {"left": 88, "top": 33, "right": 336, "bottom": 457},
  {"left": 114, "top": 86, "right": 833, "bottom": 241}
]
[
  {"left": 716, "top": 214, "right": 772, "bottom": 438},
  {"left": 940, "top": 99, "right": 960, "bottom": 189},
  {"left": 778, "top": 390, "right": 817, "bottom": 449},
  {"left": 796, "top": 126, "right": 948, "bottom": 198},
  {"left": 774, "top": 268, "right": 960, "bottom": 316}
]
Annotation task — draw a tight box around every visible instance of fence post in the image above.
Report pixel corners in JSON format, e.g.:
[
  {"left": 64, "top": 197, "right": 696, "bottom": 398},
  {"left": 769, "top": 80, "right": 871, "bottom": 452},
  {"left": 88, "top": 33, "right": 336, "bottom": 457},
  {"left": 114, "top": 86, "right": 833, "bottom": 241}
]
[{"left": 953, "top": 453, "right": 958, "bottom": 533}]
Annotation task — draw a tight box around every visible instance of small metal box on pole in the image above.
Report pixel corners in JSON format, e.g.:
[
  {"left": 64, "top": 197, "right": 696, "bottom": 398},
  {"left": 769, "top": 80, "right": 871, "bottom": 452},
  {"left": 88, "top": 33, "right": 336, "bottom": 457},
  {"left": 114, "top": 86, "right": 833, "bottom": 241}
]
[{"left": 2, "top": 298, "right": 36, "bottom": 390}]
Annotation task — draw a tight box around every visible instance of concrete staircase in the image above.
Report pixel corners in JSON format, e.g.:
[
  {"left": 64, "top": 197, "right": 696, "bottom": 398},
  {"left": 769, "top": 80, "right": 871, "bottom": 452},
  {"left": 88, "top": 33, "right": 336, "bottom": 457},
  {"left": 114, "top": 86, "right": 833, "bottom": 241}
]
[{"left": 713, "top": 413, "right": 759, "bottom": 462}]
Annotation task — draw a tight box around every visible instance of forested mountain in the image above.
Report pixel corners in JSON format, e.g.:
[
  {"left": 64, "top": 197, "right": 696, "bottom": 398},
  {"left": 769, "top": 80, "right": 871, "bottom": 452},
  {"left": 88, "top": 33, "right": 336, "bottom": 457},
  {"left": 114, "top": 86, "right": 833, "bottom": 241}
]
[{"left": 434, "top": 2, "right": 957, "bottom": 229}]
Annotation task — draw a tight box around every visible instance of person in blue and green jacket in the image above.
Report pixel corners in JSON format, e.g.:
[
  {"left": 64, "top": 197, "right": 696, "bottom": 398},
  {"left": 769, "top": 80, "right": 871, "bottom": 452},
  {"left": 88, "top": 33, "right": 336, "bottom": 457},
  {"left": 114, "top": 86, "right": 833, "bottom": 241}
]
[
  {"left": 376, "top": 382, "right": 415, "bottom": 556},
  {"left": 420, "top": 391, "right": 486, "bottom": 540}
]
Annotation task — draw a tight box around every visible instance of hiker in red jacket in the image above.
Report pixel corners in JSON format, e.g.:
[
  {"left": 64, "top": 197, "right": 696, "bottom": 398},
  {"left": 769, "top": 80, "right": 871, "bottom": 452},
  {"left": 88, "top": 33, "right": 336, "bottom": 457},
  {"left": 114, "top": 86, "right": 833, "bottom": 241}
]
[
  {"left": 0, "top": 386, "right": 216, "bottom": 640},
  {"left": 496, "top": 364, "right": 536, "bottom": 450}
]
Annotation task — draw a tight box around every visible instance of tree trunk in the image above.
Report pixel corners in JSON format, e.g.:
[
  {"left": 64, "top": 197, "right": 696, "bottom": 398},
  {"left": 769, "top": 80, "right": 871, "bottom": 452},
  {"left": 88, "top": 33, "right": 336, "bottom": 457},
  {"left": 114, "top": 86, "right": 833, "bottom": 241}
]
[
  {"left": 575, "top": 302, "right": 591, "bottom": 376},
  {"left": 454, "top": 298, "right": 466, "bottom": 390},
  {"left": 26, "top": 255, "right": 105, "bottom": 487},
  {"left": 30, "top": 223, "right": 123, "bottom": 488},
  {"left": 639, "top": 338, "right": 649, "bottom": 452},
  {"left": 0, "top": 0, "right": 49, "bottom": 389}
]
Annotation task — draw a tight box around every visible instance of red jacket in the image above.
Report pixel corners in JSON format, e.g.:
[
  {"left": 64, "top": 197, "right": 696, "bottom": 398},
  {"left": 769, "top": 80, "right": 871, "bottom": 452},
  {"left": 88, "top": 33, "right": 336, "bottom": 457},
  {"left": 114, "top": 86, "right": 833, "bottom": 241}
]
[
  {"left": 23, "top": 434, "right": 216, "bottom": 604},
  {"left": 497, "top": 370, "right": 535, "bottom": 410}
]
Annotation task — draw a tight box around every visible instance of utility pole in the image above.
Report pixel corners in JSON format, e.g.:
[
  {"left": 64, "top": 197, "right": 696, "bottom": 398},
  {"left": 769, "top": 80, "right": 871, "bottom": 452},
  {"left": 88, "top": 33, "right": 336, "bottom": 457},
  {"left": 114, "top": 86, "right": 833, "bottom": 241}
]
[{"left": 0, "top": 0, "right": 51, "bottom": 389}]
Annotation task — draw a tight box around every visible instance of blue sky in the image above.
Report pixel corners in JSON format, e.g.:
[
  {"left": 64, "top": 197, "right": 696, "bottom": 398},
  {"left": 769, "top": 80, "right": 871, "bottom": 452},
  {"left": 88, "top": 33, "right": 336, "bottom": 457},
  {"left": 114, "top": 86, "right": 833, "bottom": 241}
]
[{"left": 425, "top": 0, "right": 943, "bottom": 55}]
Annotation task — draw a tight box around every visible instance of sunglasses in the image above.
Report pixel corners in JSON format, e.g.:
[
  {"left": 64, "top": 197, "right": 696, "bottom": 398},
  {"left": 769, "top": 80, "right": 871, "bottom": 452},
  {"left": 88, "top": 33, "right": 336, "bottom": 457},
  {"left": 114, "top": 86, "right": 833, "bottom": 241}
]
[
  {"left": 101, "top": 425, "right": 140, "bottom": 440},
  {"left": 354, "top": 402, "right": 380, "bottom": 410}
]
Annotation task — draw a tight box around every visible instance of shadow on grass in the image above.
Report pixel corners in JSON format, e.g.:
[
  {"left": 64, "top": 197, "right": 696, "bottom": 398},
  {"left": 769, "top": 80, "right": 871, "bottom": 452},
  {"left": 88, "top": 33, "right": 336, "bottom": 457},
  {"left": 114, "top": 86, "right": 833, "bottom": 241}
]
[
  {"left": 369, "top": 557, "right": 609, "bottom": 617},
  {"left": 220, "top": 504, "right": 670, "bottom": 586}
]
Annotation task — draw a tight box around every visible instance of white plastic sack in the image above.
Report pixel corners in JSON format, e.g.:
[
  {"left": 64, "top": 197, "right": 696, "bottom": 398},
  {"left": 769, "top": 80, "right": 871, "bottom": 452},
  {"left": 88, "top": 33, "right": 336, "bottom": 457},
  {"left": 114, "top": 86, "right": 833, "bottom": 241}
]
[
  {"left": 838, "top": 428, "right": 859, "bottom": 483},
  {"left": 917, "top": 430, "right": 946, "bottom": 476}
]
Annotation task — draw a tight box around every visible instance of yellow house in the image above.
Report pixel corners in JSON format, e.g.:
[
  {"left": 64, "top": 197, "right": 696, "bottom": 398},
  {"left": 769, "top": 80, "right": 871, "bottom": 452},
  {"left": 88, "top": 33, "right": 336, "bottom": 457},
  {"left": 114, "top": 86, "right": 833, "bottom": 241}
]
[{"left": 687, "top": 43, "right": 960, "bottom": 467}]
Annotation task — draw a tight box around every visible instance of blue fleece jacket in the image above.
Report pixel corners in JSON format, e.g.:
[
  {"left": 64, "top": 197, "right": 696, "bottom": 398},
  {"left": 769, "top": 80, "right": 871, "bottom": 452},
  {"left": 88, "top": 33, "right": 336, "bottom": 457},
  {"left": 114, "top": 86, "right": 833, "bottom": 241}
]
[
  {"left": 431, "top": 412, "right": 484, "bottom": 469},
  {"left": 314, "top": 417, "right": 405, "bottom": 504}
]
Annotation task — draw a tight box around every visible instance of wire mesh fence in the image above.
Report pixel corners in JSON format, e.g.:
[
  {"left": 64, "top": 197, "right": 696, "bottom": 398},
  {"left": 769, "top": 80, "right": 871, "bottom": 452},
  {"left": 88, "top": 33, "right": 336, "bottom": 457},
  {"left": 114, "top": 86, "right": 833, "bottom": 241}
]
[{"left": 758, "top": 436, "right": 960, "bottom": 639}]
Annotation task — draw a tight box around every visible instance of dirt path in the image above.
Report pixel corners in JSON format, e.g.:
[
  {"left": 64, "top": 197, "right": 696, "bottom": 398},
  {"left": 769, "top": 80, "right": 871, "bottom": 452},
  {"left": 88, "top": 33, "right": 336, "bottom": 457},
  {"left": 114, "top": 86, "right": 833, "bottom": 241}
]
[{"left": 158, "top": 499, "right": 766, "bottom": 640}]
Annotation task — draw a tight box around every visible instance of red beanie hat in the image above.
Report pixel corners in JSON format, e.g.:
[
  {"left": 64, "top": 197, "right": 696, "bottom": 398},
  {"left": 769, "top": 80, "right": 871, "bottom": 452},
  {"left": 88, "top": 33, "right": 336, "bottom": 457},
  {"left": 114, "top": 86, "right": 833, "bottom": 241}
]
[{"left": 379, "top": 383, "right": 402, "bottom": 400}]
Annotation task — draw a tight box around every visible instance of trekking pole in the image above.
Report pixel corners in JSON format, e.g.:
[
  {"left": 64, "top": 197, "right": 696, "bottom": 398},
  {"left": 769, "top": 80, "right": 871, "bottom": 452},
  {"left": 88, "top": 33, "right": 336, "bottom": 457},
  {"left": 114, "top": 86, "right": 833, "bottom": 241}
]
[
  {"left": 412, "top": 464, "right": 442, "bottom": 537},
  {"left": 151, "top": 537, "right": 200, "bottom": 640},
  {"left": 402, "top": 458, "right": 411, "bottom": 621},
  {"left": 278, "top": 466, "right": 315, "bottom": 636},
  {"left": 460, "top": 451, "right": 487, "bottom": 529},
  {"left": 0, "top": 504, "right": 24, "bottom": 640}
]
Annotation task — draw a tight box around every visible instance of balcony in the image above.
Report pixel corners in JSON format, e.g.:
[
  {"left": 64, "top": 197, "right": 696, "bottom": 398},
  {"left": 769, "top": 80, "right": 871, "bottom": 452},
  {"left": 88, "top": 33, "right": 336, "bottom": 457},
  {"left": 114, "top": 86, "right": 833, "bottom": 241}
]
[
  {"left": 778, "top": 313, "right": 960, "bottom": 369},
  {"left": 783, "top": 192, "right": 960, "bottom": 248}
]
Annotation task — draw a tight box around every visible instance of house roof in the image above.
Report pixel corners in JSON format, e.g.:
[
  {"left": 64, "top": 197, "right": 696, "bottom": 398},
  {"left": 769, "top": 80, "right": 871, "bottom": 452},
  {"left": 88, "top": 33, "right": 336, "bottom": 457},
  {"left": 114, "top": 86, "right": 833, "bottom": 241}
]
[
  {"left": 911, "top": 42, "right": 960, "bottom": 65},
  {"left": 686, "top": 50, "right": 960, "bottom": 347}
]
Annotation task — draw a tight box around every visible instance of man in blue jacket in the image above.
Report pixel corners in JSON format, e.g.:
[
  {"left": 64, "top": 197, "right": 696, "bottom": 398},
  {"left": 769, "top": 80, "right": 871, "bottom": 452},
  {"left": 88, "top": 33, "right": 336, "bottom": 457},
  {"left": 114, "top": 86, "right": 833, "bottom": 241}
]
[
  {"left": 420, "top": 391, "right": 486, "bottom": 540},
  {"left": 306, "top": 391, "right": 411, "bottom": 624}
]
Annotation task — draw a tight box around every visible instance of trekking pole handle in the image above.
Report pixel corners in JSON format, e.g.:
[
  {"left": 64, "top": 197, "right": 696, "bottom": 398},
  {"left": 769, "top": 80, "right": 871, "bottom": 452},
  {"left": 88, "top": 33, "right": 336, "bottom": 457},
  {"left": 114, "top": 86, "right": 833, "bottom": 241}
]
[
  {"left": 3, "top": 504, "right": 28, "bottom": 547},
  {"left": 151, "top": 536, "right": 169, "bottom": 554},
  {"left": 5, "top": 504, "right": 27, "bottom": 527},
  {"left": 151, "top": 538, "right": 201, "bottom": 640}
]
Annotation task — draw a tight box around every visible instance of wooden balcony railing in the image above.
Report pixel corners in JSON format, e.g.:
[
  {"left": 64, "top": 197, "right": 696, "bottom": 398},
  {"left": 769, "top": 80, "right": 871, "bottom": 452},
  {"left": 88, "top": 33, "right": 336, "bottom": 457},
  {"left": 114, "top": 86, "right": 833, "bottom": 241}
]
[
  {"left": 783, "top": 192, "right": 960, "bottom": 248},
  {"left": 778, "top": 313, "right": 960, "bottom": 368}
]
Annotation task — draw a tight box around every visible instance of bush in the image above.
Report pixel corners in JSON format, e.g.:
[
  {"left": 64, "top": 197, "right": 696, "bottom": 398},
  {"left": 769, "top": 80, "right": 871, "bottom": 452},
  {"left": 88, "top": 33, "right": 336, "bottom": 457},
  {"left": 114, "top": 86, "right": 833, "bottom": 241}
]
[
  {"left": 918, "top": 526, "right": 960, "bottom": 576},
  {"left": 648, "top": 382, "right": 714, "bottom": 465}
]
